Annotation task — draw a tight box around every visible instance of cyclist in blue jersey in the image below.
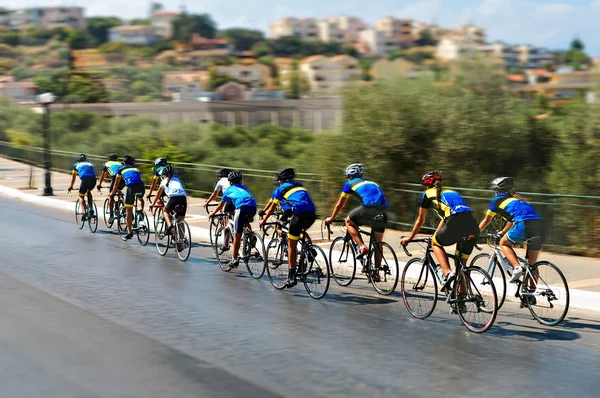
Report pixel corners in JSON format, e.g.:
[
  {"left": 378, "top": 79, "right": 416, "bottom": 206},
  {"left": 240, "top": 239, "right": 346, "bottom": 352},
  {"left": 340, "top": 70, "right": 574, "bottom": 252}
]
[
  {"left": 112, "top": 155, "right": 145, "bottom": 240},
  {"left": 146, "top": 157, "right": 168, "bottom": 203},
  {"left": 478, "top": 177, "right": 545, "bottom": 283},
  {"left": 401, "top": 171, "right": 480, "bottom": 292},
  {"left": 325, "top": 164, "right": 389, "bottom": 262},
  {"left": 96, "top": 153, "right": 124, "bottom": 223},
  {"left": 68, "top": 154, "right": 96, "bottom": 221},
  {"left": 259, "top": 168, "right": 317, "bottom": 287},
  {"left": 208, "top": 171, "right": 257, "bottom": 269}
]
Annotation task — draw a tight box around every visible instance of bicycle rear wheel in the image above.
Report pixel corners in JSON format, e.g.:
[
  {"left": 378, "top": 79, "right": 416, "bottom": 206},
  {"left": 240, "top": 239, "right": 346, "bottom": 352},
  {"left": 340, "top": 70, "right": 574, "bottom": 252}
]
[
  {"left": 154, "top": 217, "right": 170, "bottom": 256},
  {"left": 117, "top": 207, "right": 128, "bottom": 241},
  {"left": 455, "top": 266, "right": 498, "bottom": 333},
  {"left": 522, "top": 261, "right": 569, "bottom": 326},
  {"left": 215, "top": 226, "right": 234, "bottom": 272},
  {"left": 75, "top": 200, "right": 85, "bottom": 229},
  {"left": 329, "top": 236, "right": 356, "bottom": 287},
  {"left": 88, "top": 201, "right": 98, "bottom": 233},
  {"left": 401, "top": 258, "right": 438, "bottom": 319},
  {"left": 175, "top": 220, "right": 192, "bottom": 262},
  {"left": 470, "top": 253, "right": 507, "bottom": 310},
  {"left": 266, "top": 238, "right": 287, "bottom": 289},
  {"left": 369, "top": 242, "right": 399, "bottom": 295},
  {"left": 302, "top": 244, "right": 330, "bottom": 300},
  {"left": 244, "top": 232, "right": 266, "bottom": 279},
  {"left": 103, "top": 198, "right": 113, "bottom": 228},
  {"left": 136, "top": 211, "right": 150, "bottom": 246}
]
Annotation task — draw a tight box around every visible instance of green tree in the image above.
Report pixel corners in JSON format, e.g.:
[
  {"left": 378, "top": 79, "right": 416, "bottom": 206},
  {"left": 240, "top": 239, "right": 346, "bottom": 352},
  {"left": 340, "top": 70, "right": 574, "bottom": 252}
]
[
  {"left": 85, "top": 17, "right": 123, "bottom": 45},
  {"left": 283, "top": 60, "right": 310, "bottom": 99},
  {"left": 220, "top": 28, "right": 265, "bottom": 51},
  {"left": 149, "top": 2, "right": 164, "bottom": 17},
  {"left": 571, "top": 38, "right": 584, "bottom": 51},
  {"left": 67, "top": 29, "right": 93, "bottom": 49},
  {"left": 130, "top": 18, "right": 150, "bottom": 25},
  {"left": 98, "top": 41, "right": 129, "bottom": 62},
  {"left": 172, "top": 13, "right": 217, "bottom": 41},
  {"left": 341, "top": 44, "right": 358, "bottom": 57},
  {"left": 415, "top": 29, "right": 437, "bottom": 46},
  {"left": 251, "top": 41, "right": 272, "bottom": 57}
]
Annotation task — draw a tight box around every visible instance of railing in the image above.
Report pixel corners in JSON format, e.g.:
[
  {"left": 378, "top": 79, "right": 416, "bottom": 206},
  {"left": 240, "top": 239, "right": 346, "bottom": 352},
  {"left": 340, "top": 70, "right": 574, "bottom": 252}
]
[{"left": 1, "top": 140, "right": 600, "bottom": 256}]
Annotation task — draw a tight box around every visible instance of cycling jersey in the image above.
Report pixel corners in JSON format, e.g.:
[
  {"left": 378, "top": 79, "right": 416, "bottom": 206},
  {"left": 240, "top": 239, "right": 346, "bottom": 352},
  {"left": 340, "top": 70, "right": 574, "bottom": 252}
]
[
  {"left": 214, "top": 177, "right": 229, "bottom": 193},
  {"left": 72, "top": 161, "right": 96, "bottom": 178},
  {"left": 420, "top": 188, "right": 471, "bottom": 220},
  {"left": 270, "top": 181, "right": 316, "bottom": 214},
  {"left": 153, "top": 166, "right": 167, "bottom": 179},
  {"left": 103, "top": 161, "right": 122, "bottom": 177},
  {"left": 486, "top": 193, "right": 541, "bottom": 223},
  {"left": 222, "top": 184, "right": 256, "bottom": 209},
  {"left": 160, "top": 176, "right": 186, "bottom": 198},
  {"left": 340, "top": 178, "right": 389, "bottom": 207},
  {"left": 117, "top": 165, "right": 143, "bottom": 186}
]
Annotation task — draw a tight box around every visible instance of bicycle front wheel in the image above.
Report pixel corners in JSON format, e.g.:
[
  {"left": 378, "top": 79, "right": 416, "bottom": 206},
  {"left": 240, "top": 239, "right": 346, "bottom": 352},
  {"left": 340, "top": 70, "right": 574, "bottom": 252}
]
[
  {"left": 136, "top": 211, "right": 150, "bottom": 246},
  {"left": 88, "top": 201, "right": 98, "bottom": 233},
  {"left": 369, "top": 242, "right": 399, "bottom": 295},
  {"left": 302, "top": 244, "right": 330, "bottom": 300},
  {"left": 209, "top": 216, "right": 221, "bottom": 248},
  {"left": 401, "top": 258, "right": 438, "bottom": 319},
  {"left": 175, "top": 220, "right": 192, "bottom": 262},
  {"left": 523, "top": 261, "right": 569, "bottom": 326},
  {"left": 244, "top": 232, "right": 266, "bottom": 279},
  {"left": 215, "top": 226, "right": 234, "bottom": 272},
  {"left": 470, "top": 253, "right": 507, "bottom": 310},
  {"left": 455, "top": 266, "right": 498, "bottom": 333},
  {"left": 103, "top": 198, "right": 113, "bottom": 228},
  {"left": 329, "top": 236, "right": 356, "bottom": 287},
  {"left": 266, "top": 238, "right": 288, "bottom": 289},
  {"left": 154, "top": 217, "right": 170, "bottom": 256},
  {"left": 117, "top": 207, "right": 128, "bottom": 241},
  {"left": 75, "top": 200, "right": 85, "bottom": 229}
]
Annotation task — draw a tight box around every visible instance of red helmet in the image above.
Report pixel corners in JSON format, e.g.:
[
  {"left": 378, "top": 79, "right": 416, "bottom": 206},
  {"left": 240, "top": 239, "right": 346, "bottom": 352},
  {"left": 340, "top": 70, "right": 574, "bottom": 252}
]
[{"left": 421, "top": 170, "right": 443, "bottom": 186}]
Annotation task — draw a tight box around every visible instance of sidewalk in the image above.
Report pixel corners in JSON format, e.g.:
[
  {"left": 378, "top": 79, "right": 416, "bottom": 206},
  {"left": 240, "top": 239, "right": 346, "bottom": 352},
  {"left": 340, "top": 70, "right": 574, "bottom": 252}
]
[{"left": 1, "top": 156, "right": 599, "bottom": 310}]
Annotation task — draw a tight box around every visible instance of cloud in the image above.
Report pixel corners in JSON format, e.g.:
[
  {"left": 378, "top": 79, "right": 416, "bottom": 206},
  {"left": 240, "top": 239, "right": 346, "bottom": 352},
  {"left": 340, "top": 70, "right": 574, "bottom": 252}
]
[
  {"left": 535, "top": 3, "right": 576, "bottom": 16},
  {"left": 590, "top": 0, "right": 600, "bottom": 9}
]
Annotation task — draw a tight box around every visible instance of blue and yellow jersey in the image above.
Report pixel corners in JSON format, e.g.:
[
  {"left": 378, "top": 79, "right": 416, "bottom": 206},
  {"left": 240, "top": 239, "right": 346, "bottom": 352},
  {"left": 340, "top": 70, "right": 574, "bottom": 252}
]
[
  {"left": 222, "top": 184, "right": 257, "bottom": 209},
  {"left": 486, "top": 193, "right": 541, "bottom": 223},
  {"left": 341, "top": 178, "right": 389, "bottom": 207},
  {"left": 117, "top": 164, "right": 143, "bottom": 186},
  {"left": 153, "top": 166, "right": 167, "bottom": 180},
  {"left": 103, "top": 161, "right": 122, "bottom": 177},
  {"left": 271, "top": 182, "right": 316, "bottom": 214},
  {"left": 72, "top": 161, "right": 96, "bottom": 178},
  {"left": 420, "top": 188, "right": 471, "bottom": 220}
]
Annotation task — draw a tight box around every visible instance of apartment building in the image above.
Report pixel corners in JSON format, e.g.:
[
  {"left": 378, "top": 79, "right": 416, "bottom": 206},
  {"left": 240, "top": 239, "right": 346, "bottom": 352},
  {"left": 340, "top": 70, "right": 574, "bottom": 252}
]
[
  {"left": 318, "top": 19, "right": 346, "bottom": 43},
  {"left": 0, "top": 81, "right": 38, "bottom": 102},
  {"left": 451, "top": 24, "right": 486, "bottom": 44},
  {"left": 269, "top": 17, "right": 320, "bottom": 41},
  {"left": 269, "top": 16, "right": 366, "bottom": 43},
  {"left": 299, "top": 55, "right": 361, "bottom": 96},
  {"left": 2, "top": 7, "right": 85, "bottom": 29},
  {"left": 322, "top": 16, "right": 367, "bottom": 42},
  {"left": 162, "top": 71, "right": 207, "bottom": 100},
  {"left": 518, "top": 45, "right": 553, "bottom": 69},
  {"left": 151, "top": 11, "right": 179, "bottom": 39},
  {"left": 215, "top": 62, "right": 271, "bottom": 89},
  {"left": 514, "top": 70, "right": 599, "bottom": 103},
  {"left": 375, "top": 17, "right": 414, "bottom": 47},
  {"left": 109, "top": 25, "right": 161, "bottom": 45},
  {"left": 359, "top": 29, "right": 409, "bottom": 56}
]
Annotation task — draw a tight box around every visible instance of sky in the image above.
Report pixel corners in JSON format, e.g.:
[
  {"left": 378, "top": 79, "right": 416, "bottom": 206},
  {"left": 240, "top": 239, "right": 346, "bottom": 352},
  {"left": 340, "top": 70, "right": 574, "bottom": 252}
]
[{"left": 4, "top": 0, "right": 600, "bottom": 55}]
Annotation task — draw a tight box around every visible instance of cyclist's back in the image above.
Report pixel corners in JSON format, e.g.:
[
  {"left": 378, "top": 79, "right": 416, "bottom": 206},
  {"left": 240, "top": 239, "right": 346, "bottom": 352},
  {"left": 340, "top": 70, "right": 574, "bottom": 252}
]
[{"left": 420, "top": 188, "right": 471, "bottom": 220}]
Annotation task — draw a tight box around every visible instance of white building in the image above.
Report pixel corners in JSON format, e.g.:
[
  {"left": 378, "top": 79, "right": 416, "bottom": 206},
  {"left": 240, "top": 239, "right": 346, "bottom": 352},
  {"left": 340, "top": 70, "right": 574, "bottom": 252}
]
[
  {"left": 323, "top": 16, "right": 367, "bottom": 42},
  {"left": 269, "top": 17, "right": 320, "bottom": 41},
  {"left": 269, "top": 16, "right": 366, "bottom": 43},
  {"left": 151, "top": 12, "right": 179, "bottom": 39},
  {"left": 109, "top": 25, "right": 162, "bottom": 45},
  {"left": 299, "top": 55, "right": 362, "bottom": 96},
  {"left": 359, "top": 29, "right": 408, "bottom": 56}
]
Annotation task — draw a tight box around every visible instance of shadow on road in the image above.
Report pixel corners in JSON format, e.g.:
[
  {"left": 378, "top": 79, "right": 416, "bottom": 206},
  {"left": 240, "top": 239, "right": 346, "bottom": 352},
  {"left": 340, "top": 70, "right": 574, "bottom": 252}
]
[
  {"left": 325, "top": 292, "right": 397, "bottom": 306},
  {"left": 559, "top": 317, "right": 600, "bottom": 333},
  {"left": 489, "top": 318, "right": 580, "bottom": 341}
]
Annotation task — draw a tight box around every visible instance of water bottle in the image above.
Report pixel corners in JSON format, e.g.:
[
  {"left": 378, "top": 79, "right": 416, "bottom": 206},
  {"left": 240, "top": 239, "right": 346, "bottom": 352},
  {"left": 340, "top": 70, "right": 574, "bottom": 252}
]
[
  {"left": 435, "top": 265, "right": 444, "bottom": 280},
  {"left": 500, "top": 256, "right": 513, "bottom": 276}
]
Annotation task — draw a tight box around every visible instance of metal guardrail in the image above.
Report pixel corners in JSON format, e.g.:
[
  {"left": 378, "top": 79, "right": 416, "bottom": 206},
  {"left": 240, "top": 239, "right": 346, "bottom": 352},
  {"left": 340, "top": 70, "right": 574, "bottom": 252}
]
[{"left": 1, "top": 140, "right": 599, "bottom": 256}]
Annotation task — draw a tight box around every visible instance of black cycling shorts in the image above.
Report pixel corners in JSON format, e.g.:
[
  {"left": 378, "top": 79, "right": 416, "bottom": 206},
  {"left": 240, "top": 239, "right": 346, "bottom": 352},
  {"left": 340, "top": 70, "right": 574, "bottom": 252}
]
[
  {"left": 125, "top": 183, "right": 145, "bottom": 207},
  {"left": 433, "top": 212, "right": 480, "bottom": 258},
  {"left": 165, "top": 196, "right": 187, "bottom": 217},
  {"left": 224, "top": 201, "right": 235, "bottom": 214},
  {"left": 348, "top": 206, "right": 388, "bottom": 233},
  {"left": 109, "top": 176, "right": 125, "bottom": 193},
  {"left": 279, "top": 209, "right": 294, "bottom": 223},
  {"left": 78, "top": 176, "right": 96, "bottom": 197},
  {"left": 233, "top": 206, "right": 256, "bottom": 233},
  {"left": 288, "top": 212, "right": 316, "bottom": 241}
]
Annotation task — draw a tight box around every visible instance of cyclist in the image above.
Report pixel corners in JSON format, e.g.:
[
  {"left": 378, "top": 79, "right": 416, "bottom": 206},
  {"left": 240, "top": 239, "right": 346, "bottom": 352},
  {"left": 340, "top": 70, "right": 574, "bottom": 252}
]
[
  {"left": 68, "top": 154, "right": 96, "bottom": 220},
  {"left": 324, "top": 164, "right": 389, "bottom": 269},
  {"left": 208, "top": 171, "right": 257, "bottom": 269},
  {"left": 478, "top": 177, "right": 545, "bottom": 284},
  {"left": 203, "top": 168, "right": 235, "bottom": 215},
  {"left": 259, "top": 168, "right": 317, "bottom": 288},
  {"left": 146, "top": 157, "right": 168, "bottom": 203},
  {"left": 112, "top": 155, "right": 145, "bottom": 240},
  {"left": 400, "top": 171, "right": 480, "bottom": 292},
  {"left": 150, "top": 165, "right": 187, "bottom": 251},
  {"left": 96, "top": 153, "right": 124, "bottom": 223}
]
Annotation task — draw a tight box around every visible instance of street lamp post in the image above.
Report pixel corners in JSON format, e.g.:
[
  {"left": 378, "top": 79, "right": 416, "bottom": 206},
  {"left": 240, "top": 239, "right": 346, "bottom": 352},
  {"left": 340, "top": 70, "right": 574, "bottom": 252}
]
[{"left": 36, "top": 92, "right": 56, "bottom": 196}]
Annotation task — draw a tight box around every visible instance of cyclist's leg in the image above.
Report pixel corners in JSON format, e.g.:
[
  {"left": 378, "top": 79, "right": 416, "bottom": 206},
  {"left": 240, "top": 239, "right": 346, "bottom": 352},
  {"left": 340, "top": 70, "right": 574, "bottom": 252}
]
[
  {"left": 232, "top": 207, "right": 247, "bottom": 260},
  {"left": 524, "top": 219, "right": 545, "bottom": 287},
  {"left": 371, "top": 211, "right": 387, "bottom": 267},
  {"left": 432, "top": 220, "right": 451, "bottom": 275},
  {"left": 108, "top": 177, "right": 116, "bottom": 215},
  {"left": 501, "top": 222, "right": 525, "bottom": 268},
  {"left": 287, "top": 213, "right": 314, "bottom": 270},
  {"left": 77, "top": 179, "right": 88, "bottom": 214},
  {"left": 163, "top": 197, "right": 174, "bottom": 228},
  {"left": 346, "top": 206, "right": 367, "bottom": 248},
  {"left": 175, "top": 196, "right": 188, "bottom": 236},
  {"left": 124, "top": 186, "right": 135, "bottom": 232}
]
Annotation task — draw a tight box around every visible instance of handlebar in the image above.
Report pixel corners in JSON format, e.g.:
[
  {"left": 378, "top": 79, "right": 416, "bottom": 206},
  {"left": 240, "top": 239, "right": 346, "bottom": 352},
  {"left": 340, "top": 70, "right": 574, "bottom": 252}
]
[{"left": 399, "top": 236, "right": 432, "bottom": 257}]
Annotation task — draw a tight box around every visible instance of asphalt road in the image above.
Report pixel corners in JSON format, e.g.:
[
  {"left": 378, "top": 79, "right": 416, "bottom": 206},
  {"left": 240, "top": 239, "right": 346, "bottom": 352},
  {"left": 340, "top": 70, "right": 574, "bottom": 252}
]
[{"left": 1, "top": 196, "right": 600, "bottom": 397}]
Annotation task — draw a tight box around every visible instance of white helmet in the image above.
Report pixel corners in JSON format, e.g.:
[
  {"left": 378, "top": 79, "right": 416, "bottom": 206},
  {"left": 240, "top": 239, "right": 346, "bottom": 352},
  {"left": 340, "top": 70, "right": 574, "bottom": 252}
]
[{"left": 345, "top": 163, "right": 364, "bottom": 177}]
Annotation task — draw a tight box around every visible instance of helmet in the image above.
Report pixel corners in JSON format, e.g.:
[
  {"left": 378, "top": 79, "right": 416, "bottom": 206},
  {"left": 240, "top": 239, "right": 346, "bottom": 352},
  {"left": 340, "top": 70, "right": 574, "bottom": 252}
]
[
  {"left": 123, "top": 155, "right": 135, "bottom": 165},
  {"left": 162, "top": 165, "right": 174, "bottom": 177},
  {"left": 218, "top": 168, "right": 231, "bottom": 178},
  {"left": 421, "top": 170, "right": 443, "bottom": 186},
  {"left": 227, "top": 171, "right": 243, "bottom": 183},
  {"left": 490, "top": 177, "right": 514, "bottom": 192},
  {"left": 107, "top": 153, "right": 118, "bottom": 161},
  {"left": 276, "top": 168, "right": 295, "bottom": 182},
  {"left": 345, "top": 163, "right": 364, "bottom": 178},
  {"left": 154, "top": 157, "right": 167, "bottom": 168},
  {"left": 78, "top": 154, "right": 87, "bottom": 162}
]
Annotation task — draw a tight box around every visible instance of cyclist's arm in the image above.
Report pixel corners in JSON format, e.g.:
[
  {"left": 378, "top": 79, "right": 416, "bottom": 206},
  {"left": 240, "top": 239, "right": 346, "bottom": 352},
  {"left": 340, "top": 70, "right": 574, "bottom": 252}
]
[
  {"left": 327, "top": 195, "right": 349, "bottom": 221},
  {"left": 479, "top": 213, "right": 494, "bottom": 231},
  {"left": 499, "top": 221, "right": 513, "bottom": 236},
  {"left": 111, "top": 175, "right": 122, "bottom": 196},
  {"left": 152, "top": 186, "right": 165, "bottom": 208},
  {"left": 208, "top": 200, "right": 226, "bottom": 218},
  {"left": 405, "top": 207, "right": 428, "bottom": 241},
  {"left": 97, "top": 170, "right": 106, "bottom": 187},
  {"left": 146, "top": 176, "right": 159, "bottom": 199},
  {"left": 204, "top": 188, "right": 220, "bottom": 207},
  {"left": 259, "top": 200, "right": 277, "bottom": 225},
  {"left": 69, "top": 171, "right": 77, "bottom": 190}
]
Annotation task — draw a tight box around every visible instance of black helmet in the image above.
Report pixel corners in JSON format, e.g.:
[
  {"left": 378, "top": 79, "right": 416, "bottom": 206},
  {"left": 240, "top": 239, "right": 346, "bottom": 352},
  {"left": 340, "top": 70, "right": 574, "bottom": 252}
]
[
  {"left": 227, "top": 171, "right": 243, "bottom": 183},
  {"left": 218, "top": 168, "right": 231, "bottom": 178},
  {"left": 78, "top": 154, "right": 87, "bottom": 162},
  {"left": 490, "top": 177, "right": 514, "bottom": 192},
  {"left": 162, "top": 165, "right": 174, "bottom": 177},
  {"left": 123, "top": 155, "right": 135, "bottom": 165},
  {"left": 154, "top": 157, "right": 167, "bottom": 168},
  {"left": 421, "top": 170, "right": 443, "bottom": 187},
  {"left": 276, "top": 168, "right": 295, "bottom": 182},
  {"left": 108, "top": 153, "right": 118, "bottom": 161}
]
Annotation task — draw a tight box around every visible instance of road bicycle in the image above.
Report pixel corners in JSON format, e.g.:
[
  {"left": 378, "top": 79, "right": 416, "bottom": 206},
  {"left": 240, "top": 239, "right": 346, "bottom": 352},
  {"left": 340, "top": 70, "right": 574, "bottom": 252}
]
[
  {"left": 69, "top": 188, "right": 98, "bottom": 233},
  {"left": 148, "top": 194, "right": 165, "bottom": 231},
  {"left": 470, "top": 233, "right": 569, "bottom": 326},
  {"left": 265, "top": 217, "right": 330, "bottom": 299},
  {"left": 116, "top": 193, "right": 150, "bottom": 245},
  {"left": 100, "top": 188, "right": 124, "bottom": 229},
  {"left": 326, "top": 217, "right": 399, "bottom": 295},
  {"left": 207, "top": 203, "right": 232, "bottom": 249},
  {"left": 214, "top": 213, "right": 267, "bottom": 279},
  {"left": 152, "top": 204, "right": 193, "bottom": 262},
  {"left": 400, "top": 237, "right": 498, "bottom": 333}
]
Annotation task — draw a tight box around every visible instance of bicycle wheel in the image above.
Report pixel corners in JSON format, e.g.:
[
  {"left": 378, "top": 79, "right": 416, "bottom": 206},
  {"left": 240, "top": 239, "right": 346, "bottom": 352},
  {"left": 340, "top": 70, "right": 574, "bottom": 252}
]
[
  {"left": 136, "top": 211, "right": 150, "bottom": 246},
  {"left": 209, "top": 216, "right": 221, "bottom": 248},
  {"left": 262, "top": 224, "right": 276, "bottom": 241},
  {"left": 369, "top": 242, "right": 399, "bottom": 296},
  {"left": 266, "top": 238, "right": 288, "bottom": 290},
  {"left": 244, "top": 232, "right": 266, "bottom": 279},
  {"left": 470, "top": 253, "right": 507, "bottom": 310},
  {"left": 103, "top": 198, "right": 113, "bottom": 228},
  {"left": 522, "top": 261, "right": 569, "bottom": 326},
  {"left": 455, "top": 266, "right": 498, "bottom": 333},
  {"left": 175, "top": 221, "right": 192, "bottom": 262},
  {"left": 215, "top": 226, "right": 234, "bottom": 272},
  {"left": 302, "top": 244, "right": 330, "bottom": 300},
  {"left": 75, "top": 200, "right": 85, "bottom": 229},
  {"left": 153, "top": 207, "right": 161, "bottom": 231},
  {"left": 88, "top": 201, "right": 98, "bottom": 233},
  {"left": 329, "top": 236, "right": 356, "bottom": 287},
  {"left": 154, "top": 216, "right": 170, "bottom": 256},
  {"left": 401, "top": 258, "right": 438, "bottom": 319},
  {"left": 117, "top": 207, "right": 128, "bottom": 241}
]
